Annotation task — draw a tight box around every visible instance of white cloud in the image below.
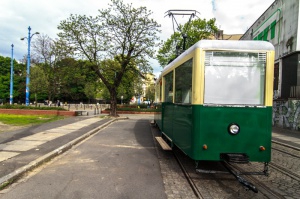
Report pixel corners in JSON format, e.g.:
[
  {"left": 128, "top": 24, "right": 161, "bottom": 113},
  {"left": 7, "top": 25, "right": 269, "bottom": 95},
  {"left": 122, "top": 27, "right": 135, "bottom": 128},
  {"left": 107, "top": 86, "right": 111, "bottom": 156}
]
[
  {"left": 213, "top": 0, "right": 274, "bottom": 33},
  {"left": 0, "top": 0, "right": 274, "bottom": 75}
]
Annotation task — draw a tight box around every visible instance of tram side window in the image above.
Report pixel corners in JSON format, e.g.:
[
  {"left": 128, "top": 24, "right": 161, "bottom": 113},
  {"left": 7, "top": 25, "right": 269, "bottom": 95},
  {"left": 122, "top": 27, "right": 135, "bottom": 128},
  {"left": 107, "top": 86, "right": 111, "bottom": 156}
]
[
  {"left": 155, "top": 82, "right": 161, "bottom": 103},
  {"left": 175, "top": 59, "right": 193, "bottom": 103},
  {"left": 164, "top": 71, "right": 173, "bottom": 102}
]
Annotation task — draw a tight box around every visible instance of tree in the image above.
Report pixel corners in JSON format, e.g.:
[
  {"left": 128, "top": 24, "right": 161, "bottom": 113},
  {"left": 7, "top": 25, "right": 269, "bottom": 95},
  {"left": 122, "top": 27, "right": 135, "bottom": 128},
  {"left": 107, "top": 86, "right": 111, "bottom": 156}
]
[
  {"left": 0, "top": 56, "right": 26, "bottom": 103},
  {"left": 32, "top": 34, "right": 75, "bottom": 103},
  {"left": 55, "top": 58, "right": 86, "bottom": 102},
  {"left": 31, "top": 34, "right": 58, "bottom": 102},
  {"left": 0, "top": 56, "right": 11, "bottom": 100},
  {"left": 157, "top": 18, "right": 218, "bottom": 67},
  {"left": 84, "top": 82, "right": 97, "bottom": 104},
  {"left": 57, "top": 0, "right": 161, "bottom": 116},
  {"left": 30, "top": 65, "right": 48, "bottom": 105},
  {"left": 117, "top": 69, "right": 137, "bottom": 104}
]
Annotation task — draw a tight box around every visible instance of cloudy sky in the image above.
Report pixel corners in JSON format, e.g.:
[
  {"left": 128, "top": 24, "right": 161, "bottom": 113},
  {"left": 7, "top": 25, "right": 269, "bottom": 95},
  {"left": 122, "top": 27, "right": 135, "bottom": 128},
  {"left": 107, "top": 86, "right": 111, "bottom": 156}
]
[{"left": 0, "top": 0, "right": 274, "bottom": 76}]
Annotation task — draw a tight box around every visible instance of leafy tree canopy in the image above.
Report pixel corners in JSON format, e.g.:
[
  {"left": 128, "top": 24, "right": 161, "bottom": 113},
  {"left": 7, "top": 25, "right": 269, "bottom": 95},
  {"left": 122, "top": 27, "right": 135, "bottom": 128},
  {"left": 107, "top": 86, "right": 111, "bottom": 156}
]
[
  {"left": 57, "top": 0, "right": 161, "bottom": 116},
  {"left": 0, "top": 55, "right": 26, "bottom": 102},
  {"left": 157, "top": 18, "right": 218, "bottom": 67}
]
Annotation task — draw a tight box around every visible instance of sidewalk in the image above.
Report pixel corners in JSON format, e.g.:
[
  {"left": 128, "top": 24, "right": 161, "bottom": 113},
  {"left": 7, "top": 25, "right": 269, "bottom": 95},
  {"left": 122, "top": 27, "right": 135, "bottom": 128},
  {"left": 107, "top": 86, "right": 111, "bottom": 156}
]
[
  {"left": 272, "top": 126, "right": 300, "bottom": 149},
  {"left": 0, "top": 115, "right": 112, "bottom": 187},
  {"left": 0, "top": 115, "right": 166, "bottom": 199}
]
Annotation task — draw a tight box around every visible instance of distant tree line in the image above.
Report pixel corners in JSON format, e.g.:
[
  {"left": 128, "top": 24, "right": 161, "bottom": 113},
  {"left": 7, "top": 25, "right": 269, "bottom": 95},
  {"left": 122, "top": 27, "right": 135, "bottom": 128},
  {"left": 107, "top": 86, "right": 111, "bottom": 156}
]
[
  {"left": 1, "top": 0, "right": 217, "bottom": 117},
  {"left": 0, "top": 54, "right": 138, "bottom": 105},
  {"left": 0, "top": 56, "right": 26, "bottom": 103}
]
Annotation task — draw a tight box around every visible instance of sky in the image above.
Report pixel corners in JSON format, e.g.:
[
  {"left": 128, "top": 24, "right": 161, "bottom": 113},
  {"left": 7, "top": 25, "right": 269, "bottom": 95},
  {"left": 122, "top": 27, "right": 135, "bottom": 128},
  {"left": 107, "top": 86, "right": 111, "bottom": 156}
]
[{"left": 0, "top": 0, "right": 274, "bottom": 77}]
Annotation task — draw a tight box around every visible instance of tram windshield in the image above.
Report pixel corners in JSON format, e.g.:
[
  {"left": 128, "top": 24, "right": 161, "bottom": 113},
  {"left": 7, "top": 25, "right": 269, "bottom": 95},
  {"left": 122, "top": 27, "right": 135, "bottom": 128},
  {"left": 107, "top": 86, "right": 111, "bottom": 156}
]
[{"left": 204, "top": 51, "right": 266, "bottom": 105}]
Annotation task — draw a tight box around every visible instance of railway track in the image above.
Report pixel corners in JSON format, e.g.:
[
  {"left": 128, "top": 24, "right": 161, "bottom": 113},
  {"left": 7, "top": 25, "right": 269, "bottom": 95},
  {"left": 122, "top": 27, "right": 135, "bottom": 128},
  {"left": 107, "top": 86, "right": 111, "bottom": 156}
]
[
  {"left": 172, "top": 147, "right": 273, "bottom": 199},
  {"left": 151, "top": 123, "right": 299, "bottom": 198},
  {"left": 173, "top": 150, "right": 205, "bottom": 199},
  {"left": 227, "top": 163, "right": 285, "bottom": 199},
  {"left": 270, "top": 140, "right": 300, "bottom": 185},
  {"left": 172, "top": 140, "right": 300, "bottom": 199}
]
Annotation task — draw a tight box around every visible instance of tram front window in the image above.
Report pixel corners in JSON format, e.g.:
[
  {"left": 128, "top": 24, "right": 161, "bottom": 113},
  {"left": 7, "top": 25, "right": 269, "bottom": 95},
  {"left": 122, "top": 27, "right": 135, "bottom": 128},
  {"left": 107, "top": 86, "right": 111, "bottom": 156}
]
[{"left": 204, "top": 51, "right": 266, "bottom": 105}]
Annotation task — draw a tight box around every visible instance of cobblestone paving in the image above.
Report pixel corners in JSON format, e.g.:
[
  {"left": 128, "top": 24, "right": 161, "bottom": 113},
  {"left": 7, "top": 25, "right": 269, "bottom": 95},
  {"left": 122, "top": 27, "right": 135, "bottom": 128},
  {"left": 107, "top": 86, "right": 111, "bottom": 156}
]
[
  {"left": 271, "top": 143, "right": 300, "bottom": 176},
  {"left": 151, "top": 125, "right": 198, "bottom": 199},
  {"left": 151, "top": 126, "right": 266, "bottom": 198},
  {"left": 237, "top": 142, "right": 300, "bottom": 199},
  {"left": 177, "top": 149, "right": 266, "bottom": 199},
  {"left": 149, "top": 118, "right": 300, "bottom": 198}
]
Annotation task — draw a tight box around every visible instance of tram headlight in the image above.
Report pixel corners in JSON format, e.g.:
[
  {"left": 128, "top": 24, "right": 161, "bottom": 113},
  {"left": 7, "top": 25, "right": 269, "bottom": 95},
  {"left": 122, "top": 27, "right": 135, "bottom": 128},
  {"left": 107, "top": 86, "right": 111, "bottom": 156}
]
[{"left": 228, "top": 123, "right": 240, "bottom": 135}]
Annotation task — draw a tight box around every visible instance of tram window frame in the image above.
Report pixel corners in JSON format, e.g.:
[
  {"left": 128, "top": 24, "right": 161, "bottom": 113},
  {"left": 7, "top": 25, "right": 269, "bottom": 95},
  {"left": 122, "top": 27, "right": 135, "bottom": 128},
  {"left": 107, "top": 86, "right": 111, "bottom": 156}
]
[
  {"left": 164, "top": 71, "right": 174, "bottom": 102},
  {"left": 204, "top": 51, "right": 266, "bottom": 105},
  {"left": 174, "top": 59, "right": 193, "bottom": 104}
]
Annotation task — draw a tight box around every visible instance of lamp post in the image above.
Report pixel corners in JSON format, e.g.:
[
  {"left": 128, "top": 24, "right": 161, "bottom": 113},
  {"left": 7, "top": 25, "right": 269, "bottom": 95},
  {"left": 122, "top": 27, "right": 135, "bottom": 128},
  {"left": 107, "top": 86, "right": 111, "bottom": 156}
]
[
  {"left": 21, "top": 26, "right": 39, "bottom": 106},
  {"left": 10, "top": 44, "right": 14, "bottom": 105}
]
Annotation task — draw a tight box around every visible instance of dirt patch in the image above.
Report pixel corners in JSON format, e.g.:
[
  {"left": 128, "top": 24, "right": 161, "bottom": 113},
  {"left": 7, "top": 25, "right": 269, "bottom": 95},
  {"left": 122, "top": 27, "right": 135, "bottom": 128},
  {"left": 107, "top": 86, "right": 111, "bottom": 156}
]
[{"left": 0, "top": 122, "right": 25, "bottom": 133}]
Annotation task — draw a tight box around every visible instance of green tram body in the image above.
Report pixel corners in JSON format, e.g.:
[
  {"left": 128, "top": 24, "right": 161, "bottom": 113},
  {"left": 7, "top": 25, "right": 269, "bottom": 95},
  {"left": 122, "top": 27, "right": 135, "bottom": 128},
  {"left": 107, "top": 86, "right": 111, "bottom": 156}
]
[{"left": 154, "top": 40, "right": 275, "bottom": 162}]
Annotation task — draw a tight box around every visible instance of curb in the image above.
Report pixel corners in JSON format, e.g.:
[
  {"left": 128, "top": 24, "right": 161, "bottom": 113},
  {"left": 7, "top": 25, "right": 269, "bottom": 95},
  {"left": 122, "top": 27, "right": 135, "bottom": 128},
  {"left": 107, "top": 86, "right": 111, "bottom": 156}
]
[{"left": 0, "top": 117, "right": 128, "bottom": 189}]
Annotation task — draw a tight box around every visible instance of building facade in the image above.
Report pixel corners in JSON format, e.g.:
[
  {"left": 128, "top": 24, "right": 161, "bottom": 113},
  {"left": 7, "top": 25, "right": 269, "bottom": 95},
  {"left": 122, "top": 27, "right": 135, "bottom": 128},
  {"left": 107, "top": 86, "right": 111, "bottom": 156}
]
[
  {"left": 241, "top": 0, "right": 300, "bottom": 129},
  {"left": 241, "top": 0, "right": 300, "bottom": 99}
]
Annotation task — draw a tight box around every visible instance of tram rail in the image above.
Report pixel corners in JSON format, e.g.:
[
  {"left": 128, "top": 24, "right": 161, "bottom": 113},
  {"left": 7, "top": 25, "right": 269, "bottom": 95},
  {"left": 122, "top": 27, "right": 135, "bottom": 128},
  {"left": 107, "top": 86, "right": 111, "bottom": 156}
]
[
  {"left": 172, "top": 147, "right": 277, "bottom": 198},
  {"left": 152, "top": 123, "right": 300, "bottom": 198},
  {"left": 171, "top": 141, "right": 300, "bottom": 199},
  {"left": 173, "top": 150, "right": 204, "bottom": 199},
  {"left": 271, "top": 140, "right": 300, "bottom": 182},
  {"left": 269, "top": 162, "right": 300, "bottom": 182}
]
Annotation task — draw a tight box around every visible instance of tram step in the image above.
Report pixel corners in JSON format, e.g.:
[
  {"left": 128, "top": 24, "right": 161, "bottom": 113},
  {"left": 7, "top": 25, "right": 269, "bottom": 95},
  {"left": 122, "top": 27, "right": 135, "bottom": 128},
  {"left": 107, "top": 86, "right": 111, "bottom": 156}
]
[
  {"left": 155, "top": 137, "right": 172, "bottom": 150},
  {"left": 220, "top": 153, "right": 249, "bottom": 163}
]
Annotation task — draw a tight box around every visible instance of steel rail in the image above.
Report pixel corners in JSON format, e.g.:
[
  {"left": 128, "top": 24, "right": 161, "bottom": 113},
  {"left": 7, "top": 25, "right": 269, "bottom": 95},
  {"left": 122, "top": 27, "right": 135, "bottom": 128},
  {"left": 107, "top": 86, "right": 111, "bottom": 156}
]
[
  {"left": 228, "top": 163, "right": 285, "bottom": 199},
  {"left": 173, "top": 150, "right": 205, "bottom": 199},
  {"left": 272, "top": 140, "right": 300, "bottom": 151},
  {"left": 269, "top": 162, "right": 300, "bottom": 182}
]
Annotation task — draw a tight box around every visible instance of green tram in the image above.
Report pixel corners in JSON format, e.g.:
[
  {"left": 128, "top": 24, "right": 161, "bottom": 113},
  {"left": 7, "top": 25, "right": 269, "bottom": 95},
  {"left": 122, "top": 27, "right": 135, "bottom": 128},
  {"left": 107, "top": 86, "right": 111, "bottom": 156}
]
[{"left": 154, "top": 40, "right": 275, "bottom": 164}]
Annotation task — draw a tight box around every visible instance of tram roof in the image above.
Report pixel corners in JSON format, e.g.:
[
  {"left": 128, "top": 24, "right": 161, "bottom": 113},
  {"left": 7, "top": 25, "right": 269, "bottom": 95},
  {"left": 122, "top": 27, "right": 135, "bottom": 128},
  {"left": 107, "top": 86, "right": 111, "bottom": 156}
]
[
  {"left": 159, "top": 40, "right": 274, "bottom": 78},
  {"left": 191, "top": 40, "right": 274, "bottom": 51}
]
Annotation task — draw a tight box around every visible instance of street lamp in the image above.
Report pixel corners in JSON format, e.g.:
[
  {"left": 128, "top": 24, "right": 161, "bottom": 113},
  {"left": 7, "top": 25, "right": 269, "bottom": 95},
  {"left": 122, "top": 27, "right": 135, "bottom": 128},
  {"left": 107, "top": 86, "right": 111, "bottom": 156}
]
[
  {"left": 21, "top": 26, "right": 39, "bottom": 106},
  {"left": 10, "top": 44, "right": 14, "bottom": 105}
]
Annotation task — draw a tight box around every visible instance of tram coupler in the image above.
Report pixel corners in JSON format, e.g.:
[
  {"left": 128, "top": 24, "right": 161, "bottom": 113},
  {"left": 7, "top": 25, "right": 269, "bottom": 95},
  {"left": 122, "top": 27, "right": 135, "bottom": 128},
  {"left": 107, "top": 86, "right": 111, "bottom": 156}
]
[
  {"left": 234, "top": 162, "right": 269, "bottom": 176},
  {"left": 263, "top": 162, "right": 269, "bottom": 176},
  {"left": 222, "top": 162, "right": 258, "bottom": 193}
]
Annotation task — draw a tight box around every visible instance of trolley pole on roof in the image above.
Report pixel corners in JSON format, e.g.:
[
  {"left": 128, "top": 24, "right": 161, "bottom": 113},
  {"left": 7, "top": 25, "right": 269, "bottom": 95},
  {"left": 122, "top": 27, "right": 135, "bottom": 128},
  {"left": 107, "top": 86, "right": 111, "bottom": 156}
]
[{"left": 164, "top": 10, "right": 200, "bottom": 53}]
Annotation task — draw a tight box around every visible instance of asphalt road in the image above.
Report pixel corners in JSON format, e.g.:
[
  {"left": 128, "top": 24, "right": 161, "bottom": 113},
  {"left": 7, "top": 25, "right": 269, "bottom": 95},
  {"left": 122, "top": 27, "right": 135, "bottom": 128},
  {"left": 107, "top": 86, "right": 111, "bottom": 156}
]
[{"left": 0, "top": 115, "right": 167, "bottom": 199}]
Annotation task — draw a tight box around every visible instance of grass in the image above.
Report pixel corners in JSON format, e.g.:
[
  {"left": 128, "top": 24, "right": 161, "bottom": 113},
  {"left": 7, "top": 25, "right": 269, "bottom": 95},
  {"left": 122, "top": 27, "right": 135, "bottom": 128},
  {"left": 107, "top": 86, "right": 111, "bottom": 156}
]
[{"left": 0, "top": 114, "right": 65, "bottom": 126}]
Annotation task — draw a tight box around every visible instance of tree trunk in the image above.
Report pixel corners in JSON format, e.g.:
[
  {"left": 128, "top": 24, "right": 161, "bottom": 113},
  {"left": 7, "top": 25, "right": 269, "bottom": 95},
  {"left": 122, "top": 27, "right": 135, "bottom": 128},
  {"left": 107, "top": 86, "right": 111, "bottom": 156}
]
[{"left": 110, "top": 89, "right": 119, "bottom": 117}]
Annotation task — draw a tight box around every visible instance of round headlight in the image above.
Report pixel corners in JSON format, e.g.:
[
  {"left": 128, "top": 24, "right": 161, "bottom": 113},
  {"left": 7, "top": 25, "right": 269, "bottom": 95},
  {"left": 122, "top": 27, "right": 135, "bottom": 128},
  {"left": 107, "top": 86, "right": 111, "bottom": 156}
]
[{"left": 228, "top": 123, "right": 240, "bottom": 135}]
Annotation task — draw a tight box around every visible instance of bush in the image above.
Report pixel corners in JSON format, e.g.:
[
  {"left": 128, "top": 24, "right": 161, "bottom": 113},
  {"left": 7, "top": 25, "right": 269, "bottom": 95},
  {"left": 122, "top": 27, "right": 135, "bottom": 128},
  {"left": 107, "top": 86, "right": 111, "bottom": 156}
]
[
  {"left": 0, "top": 104, "right": 66, "bottom": 111},
  {"left": 106, "top": 104, "right": 159, "bottom": 112},
  {"left": 117, "top": 104, "right": 149, "bottom": 109}
]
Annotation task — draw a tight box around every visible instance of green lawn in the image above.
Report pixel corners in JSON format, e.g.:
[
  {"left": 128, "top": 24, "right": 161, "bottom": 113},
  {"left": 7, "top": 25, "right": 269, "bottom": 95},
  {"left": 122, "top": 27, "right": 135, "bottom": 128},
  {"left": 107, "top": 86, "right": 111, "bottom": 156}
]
[{"left": 0, "top": 114, "right": 65, "bottom": 126}]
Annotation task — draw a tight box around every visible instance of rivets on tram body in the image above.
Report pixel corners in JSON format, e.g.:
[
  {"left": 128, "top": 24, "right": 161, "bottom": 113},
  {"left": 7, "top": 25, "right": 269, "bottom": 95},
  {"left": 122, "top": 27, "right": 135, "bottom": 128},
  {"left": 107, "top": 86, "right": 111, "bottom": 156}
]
[{"left": 203, "top": 144, "right": 208, "bottom": 150}]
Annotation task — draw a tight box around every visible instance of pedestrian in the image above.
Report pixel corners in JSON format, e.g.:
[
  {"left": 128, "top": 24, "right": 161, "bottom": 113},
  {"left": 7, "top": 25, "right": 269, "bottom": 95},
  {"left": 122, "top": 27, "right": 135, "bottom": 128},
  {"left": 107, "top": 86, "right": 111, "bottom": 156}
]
[{"left": 57, "top": 100, "right": 61, "bottom": 107}]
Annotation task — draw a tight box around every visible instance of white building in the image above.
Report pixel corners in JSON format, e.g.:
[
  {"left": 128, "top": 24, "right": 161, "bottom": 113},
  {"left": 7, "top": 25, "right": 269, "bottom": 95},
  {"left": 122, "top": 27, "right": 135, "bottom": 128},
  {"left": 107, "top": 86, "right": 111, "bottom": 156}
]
[{"left": 241, "top": 0, "right": 300, "bottom": 99}]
